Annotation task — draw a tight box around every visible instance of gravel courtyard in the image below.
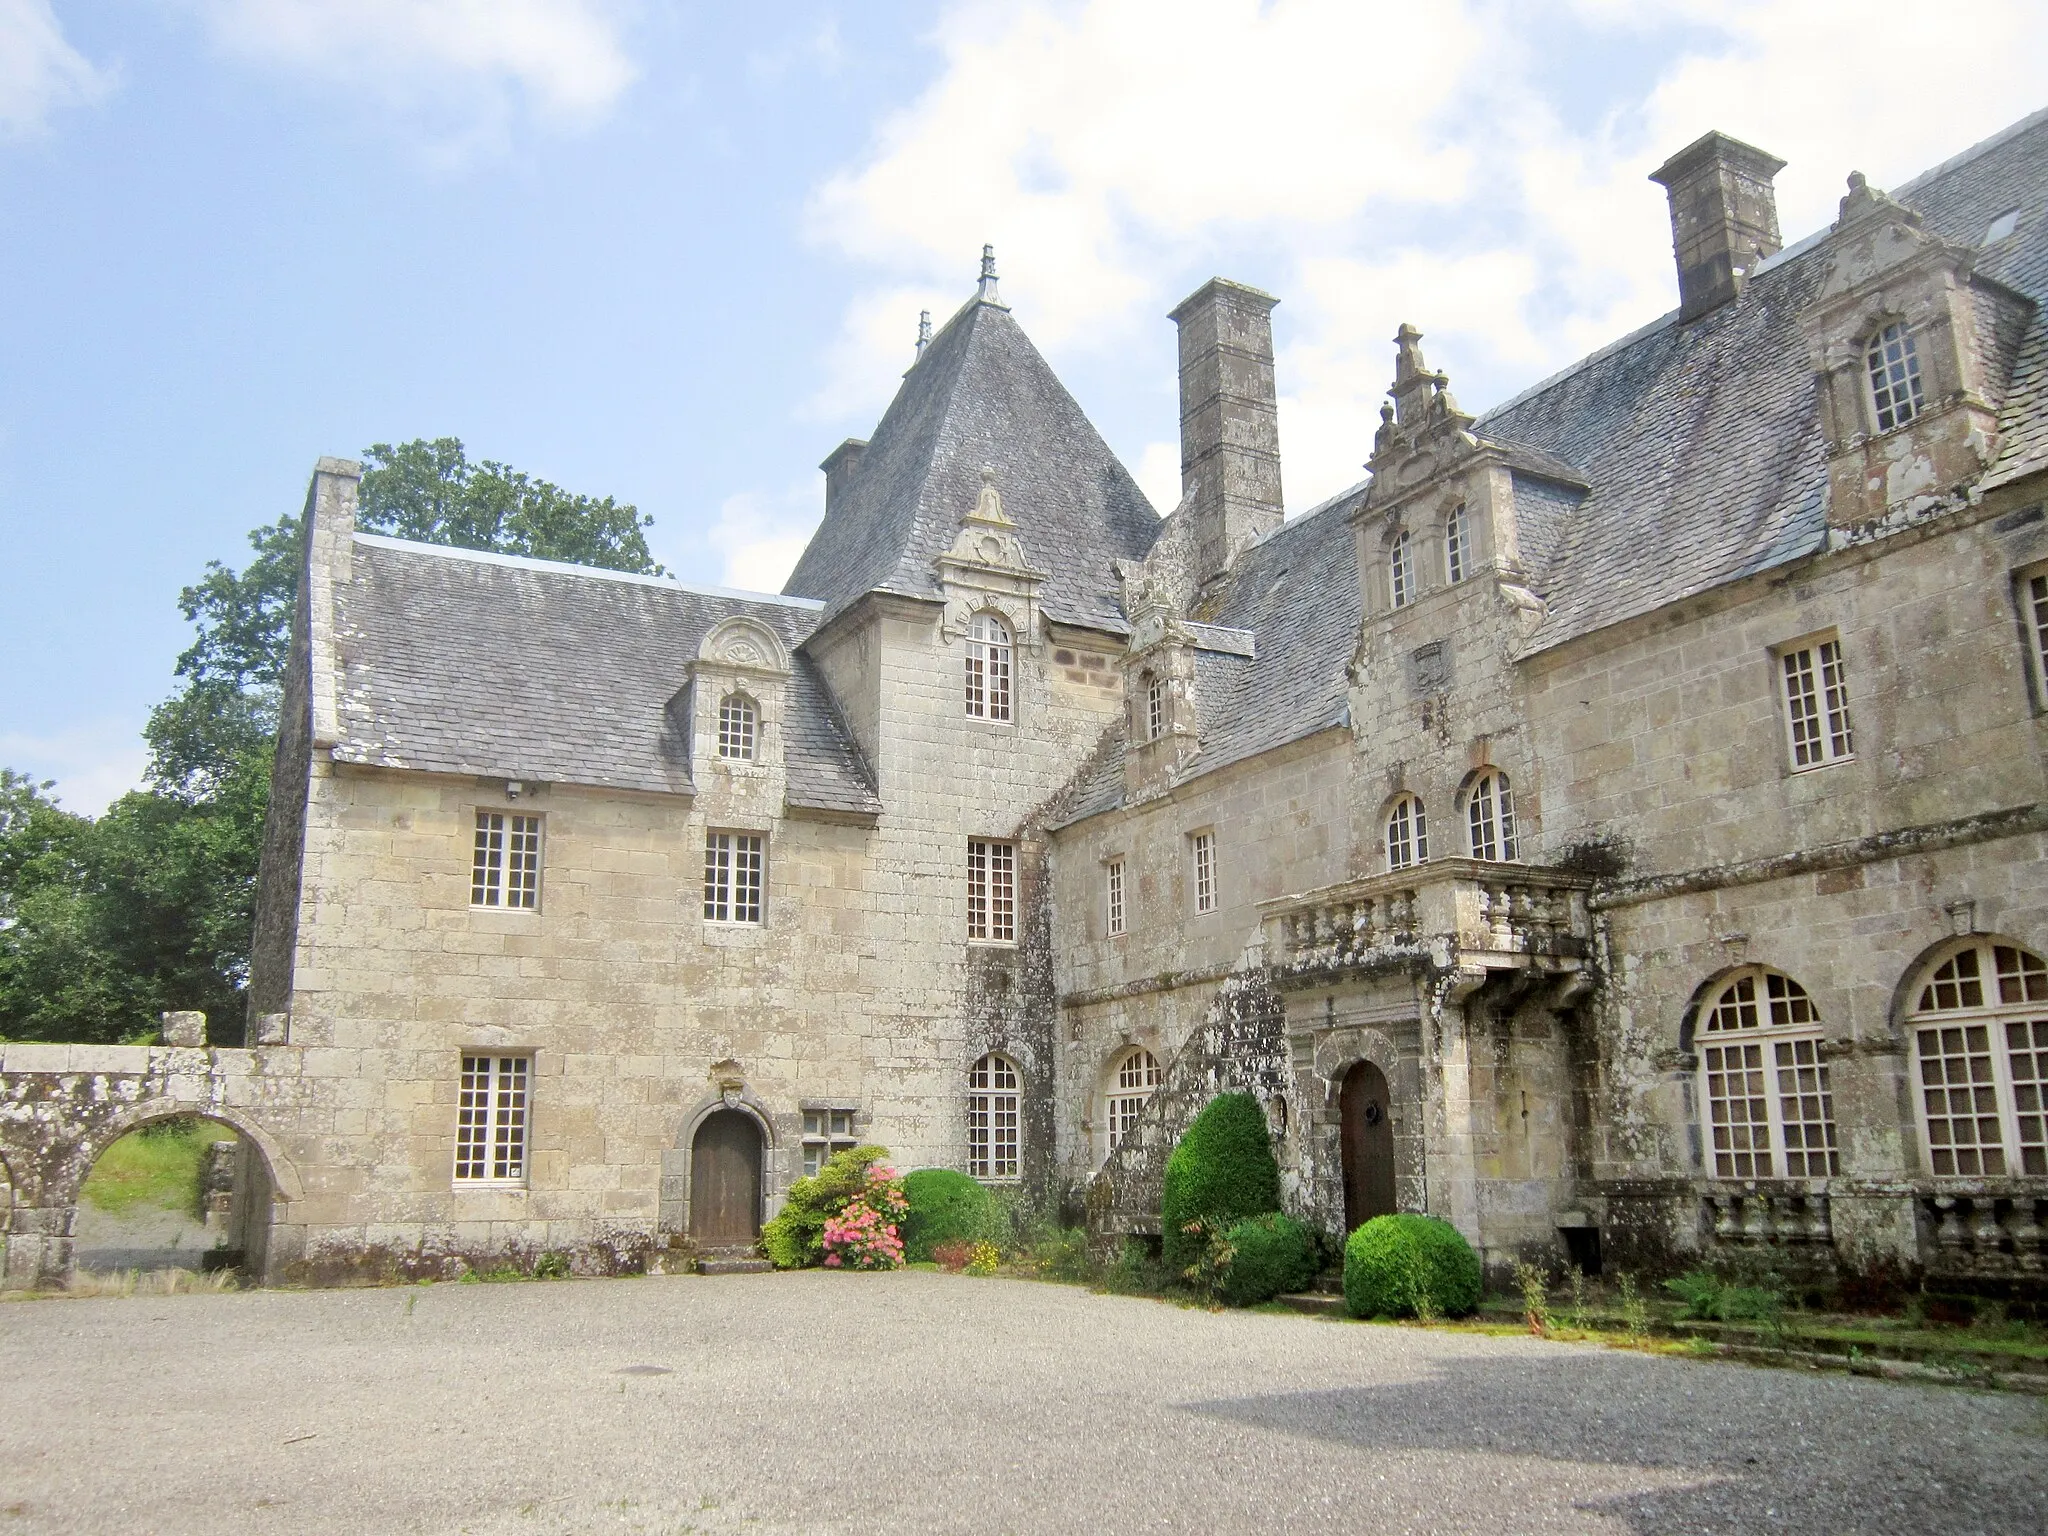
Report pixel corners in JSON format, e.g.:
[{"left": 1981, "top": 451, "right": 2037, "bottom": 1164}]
[{"left": 1, "top": 1270, "right": 2043, "bottom": 1534}]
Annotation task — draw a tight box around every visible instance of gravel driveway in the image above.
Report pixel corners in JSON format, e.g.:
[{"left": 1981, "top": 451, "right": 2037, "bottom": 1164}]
[{"left": 1, "top": 1270, "right": 2042, "bottom": 1534}]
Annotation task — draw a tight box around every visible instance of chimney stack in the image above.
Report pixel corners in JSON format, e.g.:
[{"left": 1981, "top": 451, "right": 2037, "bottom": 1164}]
[
  {"left": 1169, "top": 278, "right": 1283, "bottom": 589},
  {"left": 819, "top": 438, "right": 867, "bottom": 518},
  {"left": 1649, "top": 131, "right": 1786, "bottom": 322}
]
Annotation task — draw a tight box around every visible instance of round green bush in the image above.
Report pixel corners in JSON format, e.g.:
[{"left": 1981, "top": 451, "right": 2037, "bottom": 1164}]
[
  {"left": 1343, "top": 1214, "right": 1481, "bottom": 1319},
  {"left": 1161, "top": 1092, "right": 1281, "bottom": 1276},
  {"left": 1218, "top": 1212, "right": 1319, "bottom": 1307},
  {"left": 900, "top": 1168, "right": 992, "bottom": 1263}
]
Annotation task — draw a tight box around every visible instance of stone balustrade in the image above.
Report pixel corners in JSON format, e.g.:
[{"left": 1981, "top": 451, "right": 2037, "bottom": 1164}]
[
  {"left": 1259, "top": 858, "right": 1593, "bottom": 980},
  {"left": 1701, "top": 1187, "right": 1834, "bottom": 1246},
  {"left": 1923, "top": 1192, "right": 2048, "bottom": 1273}
]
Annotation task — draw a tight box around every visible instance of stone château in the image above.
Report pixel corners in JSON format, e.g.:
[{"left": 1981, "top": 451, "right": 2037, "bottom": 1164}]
[{"left": 7, "top": 110, "right": 2048, "bottom": 1292}]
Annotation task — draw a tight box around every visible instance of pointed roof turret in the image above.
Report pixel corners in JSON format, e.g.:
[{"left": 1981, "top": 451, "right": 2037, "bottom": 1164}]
[{"left": 784, "top": 260, "right": 1160, "bottom": 632}]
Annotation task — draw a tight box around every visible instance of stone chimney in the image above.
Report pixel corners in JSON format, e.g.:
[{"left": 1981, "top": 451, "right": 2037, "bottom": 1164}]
[
  {"left": 1169, "top": 278, "right": 1284, "bottom": 589},
  {"left": 819, "top": 438, "right": 867, "bottom": 518},
  {"left": 1649, "top": 131, "right": 1786, "bottom": 322}
]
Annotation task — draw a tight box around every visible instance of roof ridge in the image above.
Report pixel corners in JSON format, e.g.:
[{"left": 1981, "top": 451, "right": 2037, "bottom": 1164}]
[
  {"left": 1895, "top": 104, "right": 2048, "bottom": 200},
  {"left": 353, "top": 532, "right": 825, "bottom": 610}
]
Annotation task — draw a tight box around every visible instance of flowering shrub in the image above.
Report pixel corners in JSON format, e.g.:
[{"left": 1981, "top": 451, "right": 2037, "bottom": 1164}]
[
  {"left": 932, "top": 1239, "right": 975, "bottom": 1272},
  {"left": 761, "top": 1144, "right": 891, "bottom": 1269},
  {"left": 820, "top": 1162, "right": 909, "bottom": 1270},
  {"left": 964, "top": 1240, "right": 1001, "bottom": 1277}
]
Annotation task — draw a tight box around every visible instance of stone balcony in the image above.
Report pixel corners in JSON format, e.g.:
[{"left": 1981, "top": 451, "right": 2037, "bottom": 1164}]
[{"left": 1258, "top": 859, "right": 1595, "bottom": 989}]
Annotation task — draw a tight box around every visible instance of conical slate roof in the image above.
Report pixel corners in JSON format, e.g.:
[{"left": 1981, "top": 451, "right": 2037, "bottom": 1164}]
[{"left": 783, "top": 292, "right": 1161, "bottom": 632}]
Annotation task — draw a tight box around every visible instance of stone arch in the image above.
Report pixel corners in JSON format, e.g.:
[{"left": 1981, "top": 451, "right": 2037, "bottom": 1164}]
[
  {"left": 1312, "top": 1026, "right": 1401, "bottom": 1107},
  {"left": 698, "top": 616, "right": 790, "bottom": 675},
  {"left": 661, "top": 1086, "right": 779, "bottom": 1238},
  {"left": 1887, "top": 930, "right": 2047, "bottom": 1043}
]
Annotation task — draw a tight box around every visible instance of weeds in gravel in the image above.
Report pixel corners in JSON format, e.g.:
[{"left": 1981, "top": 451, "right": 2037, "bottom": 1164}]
[
  {"left": 65, "top": 1267, "right": 236, "bottom": 1298},
  {"left": 1515, "top": 1262, "right": 1552, "bottom": 1337}
]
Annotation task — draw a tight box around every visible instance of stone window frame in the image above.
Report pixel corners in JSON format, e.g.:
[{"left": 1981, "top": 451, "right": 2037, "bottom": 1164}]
[
  {"left": 1445, "top": 503, "right": 1469, "bottom": 584},
  {"left": 1865, "top": 319, "right": 1927, "bottom": 434},
  {"left": 967, "top": 1052, "right": 1022, "bottom": 1181},
  {"left": 454, "top": 1052, "right": 532, "bottom": 1187},
  {"left": 1462, "top": 770, "right": 1519, "bottom": 862},
  {"left": 967, "top": 838, "right": 1017, "bottom": 944},
  {"left": 1143, "top": 671, "right": 1164, "bottom": 741},
  {"left": 471, "top": 810, "right": 543, "bottom": 910},
  {"left": 1774, "top": 632, "right": 1855, "bottom": 771},
  {"left": 703, "top": 829, "right": 766, "bottom": 925},
  {"left": 1189, "top": 828, "right": 1217, "bottom": 914},
  {"left": 1389, "top": 528, "right": 1416, "bottom": 609},
  {"left": 1104, "top": 1046, "right": 1161, "bottom": 1156},
  {"left": 2018, "top": 562, "right": 2048, "bottom": 714},
  {"left": 1384, "top": 793, "right": 1428, "bottom": 872},
  {"left": 717, "top": 692, "right": 759, "bottom": 761},
  {"left": 1105, "top": 855, "right": 1126, "bottom": 937},
  {"left": 964, "top": 609, "right": 1014, "bottom": 723},
  {"left": 1697, "top": 968, "right": 1839, "bottom": 1181},
  {"left": 1906, "top": 938, "right": 2048, "bottom": 1178},
  {"left": 800, "top": 1104, "right": 860, "bottom": 1178}
]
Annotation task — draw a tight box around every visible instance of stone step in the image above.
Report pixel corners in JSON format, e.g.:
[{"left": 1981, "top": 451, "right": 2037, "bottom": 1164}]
[
  {"left": 697, "top": 1257, "right": 775, "bottom": 1276},
  {"left": 1275, "top": 1291, "right": 1347, "bottom": 1318}
]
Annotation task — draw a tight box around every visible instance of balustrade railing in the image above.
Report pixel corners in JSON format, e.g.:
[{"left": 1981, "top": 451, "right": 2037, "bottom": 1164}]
[
  {"left": 1701, "top": 1188, "right": 1833, "bottom": 1246},
  {"left": 1923, "top": 1193, "right": 2048, "bottom": 1272},
  {"left": 1260, "top": 859, "right": 1592, "bottom": 977}
]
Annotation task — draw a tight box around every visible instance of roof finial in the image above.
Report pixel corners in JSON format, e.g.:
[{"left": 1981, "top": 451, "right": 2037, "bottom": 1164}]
[
  {"left": 915, "top": 309, "right": 932, "bottom": 355},
  {"left": 976, "top": 243, "right": 1002, "bottom": 307}
]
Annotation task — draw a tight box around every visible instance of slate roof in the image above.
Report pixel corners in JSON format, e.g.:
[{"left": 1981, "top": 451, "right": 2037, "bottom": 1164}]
[
  {"left": 783, "top": 295, "right": 1162, "bottom": 633},
  {"left": 1477, "top": 108, "right": 2048, "bottom": 652},
  {"left": 331, "top": 536, "right": 880, "bottom": 818},
  {"left": 1050, "top": 481, "right": 1366, "bottom": 829}
]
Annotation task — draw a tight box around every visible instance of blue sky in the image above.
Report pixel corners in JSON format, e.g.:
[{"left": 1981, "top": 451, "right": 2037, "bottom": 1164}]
[{"left": 5, "top": 0, "right": 2047, "bottom": 812}]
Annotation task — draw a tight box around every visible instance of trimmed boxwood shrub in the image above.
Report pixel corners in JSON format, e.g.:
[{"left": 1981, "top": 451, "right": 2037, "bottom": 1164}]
[
  {"left": 1343, "top": 1214, "right": 1481, "bottom": 1319},
  {"left": 1218, "top": 1212, "right": 1319, "bottom": 1307},
  {"left": 1162, "top": 1092, "right": 1281, "bottom": 1276},
  {"left": 900, "top": 1168, "right": 992, "bottom": 1263}
]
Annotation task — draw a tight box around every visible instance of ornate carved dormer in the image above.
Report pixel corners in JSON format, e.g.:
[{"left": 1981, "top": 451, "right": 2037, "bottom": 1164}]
[
  {"left": 1120, "top": 579, "right": 1199, "bottom": 802},
  {"left": 677, "top": 616, "right": 792, "bottom": 818},
  {"left": 1800, "top": 172, "right": 2033, "bottom": 534},
  {"left": 934, "top": 467, "right": 1047, "bottom": 653},
  {"left": 1352, "top": 326, "right": 1558, "bottom": 637}
]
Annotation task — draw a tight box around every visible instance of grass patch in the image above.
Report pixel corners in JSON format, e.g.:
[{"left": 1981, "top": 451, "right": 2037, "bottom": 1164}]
[{"left": 79, "top": 1117, "right": 235, "bottom": 1217}]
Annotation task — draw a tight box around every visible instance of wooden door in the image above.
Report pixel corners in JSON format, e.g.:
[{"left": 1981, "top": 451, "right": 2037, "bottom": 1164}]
[
  {"left": 690, "top": 1110, "right": 762, "bottom": 1244},
  {"left": 1340, "top": 1061, "right": 1396, "bottom": 1232}
]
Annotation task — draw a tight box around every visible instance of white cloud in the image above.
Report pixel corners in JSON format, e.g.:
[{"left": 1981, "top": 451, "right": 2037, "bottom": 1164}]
[
  {"left": 707, "top": 478, "right": 822, "bottom": 596},
  {"left": 806, "top": 0, "right": 2048, "bottom": 514},
  {"left": 1135, "top": 439, "right": 1180, "bottom": 519},
  {"left": 0, "top": 722, "right": 149, "bottom": 817},
  {"left": 187, "top": 0, "right": 636, "bottom": 151},
  {"left": 0, "top": 0, "right": 112, "bottom": 138}
]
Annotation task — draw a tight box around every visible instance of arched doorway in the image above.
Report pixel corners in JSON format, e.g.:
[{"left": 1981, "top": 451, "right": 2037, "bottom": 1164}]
[
  {"left": 690, "top": 1109, "right": 764, "bottom": 1245},
  {"left": 1340, "top": 1061, "right": 1396, "bottom": 1232},
  {"left": 72, "top": 1113, "right": 266, "bottom": 1278}
]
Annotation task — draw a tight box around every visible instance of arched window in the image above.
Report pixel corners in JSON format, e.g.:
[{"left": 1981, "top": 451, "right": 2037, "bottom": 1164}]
[
  {"left": 1867, "top": 322, "right": 1925, "bottom": 432},
  {"left": 1389, "top": 530, "right": 1414, "bottom": 609},
  {"left": 1465, "top": 770, "right": 1518, "bottom": 861},
  {"left": 1907, "top": 939, "right": 2048, "bottom": 1177},
  {"left": 1105, "top": 1047, "right": 1161, "bottom": 1153},
  {"left": 717, "top": 693, "right": 757, "bottom": 760},
  {"left": 1699, "top": 968, "right": 1838, "bottom": 1179},
  {"left": 1144, "top": 672, "right": 1164, "bottom": 741},
  {"left": 968, "top": 1053, "right": 1021, "bottom": 1180},
  {"left": 965, "top": 612, "right": 1012, "bottom": 721},
  {"left": 1445, "top": 504, "right": 1469, "bottom": 584},
  {"left": 1385, "top": 794, "right": 1428, "bottom": 871}
]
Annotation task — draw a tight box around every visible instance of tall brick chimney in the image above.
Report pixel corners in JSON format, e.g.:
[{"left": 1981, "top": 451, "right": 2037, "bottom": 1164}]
[
  {"left": 1169, "top": 278, "right": 1283, "bottom": 588},
  {"left": 1649, "top": 131, "right": 1786, "bottom": 322}
]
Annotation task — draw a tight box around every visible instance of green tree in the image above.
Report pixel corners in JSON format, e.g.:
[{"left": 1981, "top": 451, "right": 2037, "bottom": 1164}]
[{"left": 0, "top": 440, "right": 660, "bottom": 1045}]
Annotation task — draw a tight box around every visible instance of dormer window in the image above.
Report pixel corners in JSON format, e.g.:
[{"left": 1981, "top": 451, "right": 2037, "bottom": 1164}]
[
  {"left": 965, "top": 611, "right": 1013, "bottom": 721},
  {"left": 1144, "top": 672, "right": 1163, "bottom": 740},
  {"left": 717, "top": 693, "right": 757, "bottom": 760},
  {"left": 1444, "top": 505, "right": 1468, "bottom": 584},
  {"left": 1465, "top": 771, "right": 1517, "bottom": 861},
  {"left": 1866, "top": 322, "right": 1925, "bottom": 432},
  {"left": 1390, "top": 530, "right": 1415, "bottom": 609}
]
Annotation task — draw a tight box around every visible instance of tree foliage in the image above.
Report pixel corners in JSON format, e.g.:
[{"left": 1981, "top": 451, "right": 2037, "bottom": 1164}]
[{"left": 0, "top": 440, "right": 658, "bottom": 1044}]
